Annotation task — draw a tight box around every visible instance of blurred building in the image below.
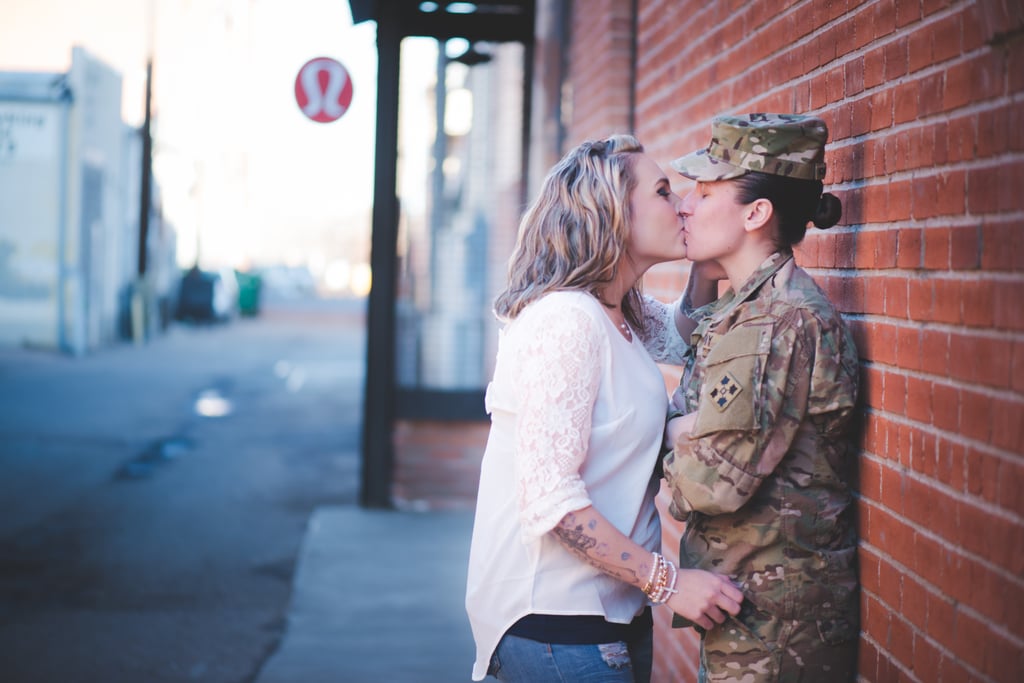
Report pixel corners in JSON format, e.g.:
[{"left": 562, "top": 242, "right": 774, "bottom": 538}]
[{"left": 0, "top": 47, "right": 174, "bottom": 354}]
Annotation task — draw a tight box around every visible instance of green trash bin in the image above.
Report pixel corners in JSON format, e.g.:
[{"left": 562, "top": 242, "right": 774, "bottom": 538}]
[{"left": 235, "top": 271, "right": 262, "bottom": 317}]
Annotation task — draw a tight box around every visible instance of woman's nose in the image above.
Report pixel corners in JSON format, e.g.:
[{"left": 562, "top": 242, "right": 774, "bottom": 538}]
[{"left": 678, "top": 191, "right": 695, "bottom": 216}]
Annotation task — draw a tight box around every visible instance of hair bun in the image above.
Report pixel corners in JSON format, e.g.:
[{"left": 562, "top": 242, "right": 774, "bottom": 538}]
[{"left": 812, "top": 192, "right": 842, "bottom": 229}]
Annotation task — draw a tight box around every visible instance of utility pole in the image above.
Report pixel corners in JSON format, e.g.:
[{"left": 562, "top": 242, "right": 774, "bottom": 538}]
[{"left": 132, "top": 58, "right": 154, "bottom": 344}]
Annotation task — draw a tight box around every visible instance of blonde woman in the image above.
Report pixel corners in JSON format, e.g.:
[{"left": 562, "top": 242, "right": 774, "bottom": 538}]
[{"left": 466, "top": 135, "right": 743, "bottom": 683}]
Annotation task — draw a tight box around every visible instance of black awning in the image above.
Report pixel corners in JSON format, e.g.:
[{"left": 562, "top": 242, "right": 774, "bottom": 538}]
[{"left": 348, "top": 0, "right": 535, "bottom": 42}]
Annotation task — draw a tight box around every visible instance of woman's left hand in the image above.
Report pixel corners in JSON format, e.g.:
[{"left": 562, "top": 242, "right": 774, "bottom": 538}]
[{"left": 666, "top": 569, "right": 744, "bottom": 631}]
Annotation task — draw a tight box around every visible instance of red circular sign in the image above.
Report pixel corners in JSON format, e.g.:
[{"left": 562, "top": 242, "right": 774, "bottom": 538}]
[{"left": 294, "top": 57, "right": 353, "bottom": 123}]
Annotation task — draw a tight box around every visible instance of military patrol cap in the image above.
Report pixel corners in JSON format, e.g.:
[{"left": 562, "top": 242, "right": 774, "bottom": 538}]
[{"left": 671, "top": 113, "right": 828, "bottom": 182}]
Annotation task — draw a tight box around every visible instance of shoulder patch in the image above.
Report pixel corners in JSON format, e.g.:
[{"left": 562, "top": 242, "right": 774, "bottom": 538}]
[{"left": 708, "top": 371, "right": 744, "bottom": 411}]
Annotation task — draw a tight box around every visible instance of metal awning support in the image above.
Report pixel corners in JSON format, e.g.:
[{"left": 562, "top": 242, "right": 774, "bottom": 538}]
[{"left": 349, "top": 0, "right": 536, "bottom": 509}]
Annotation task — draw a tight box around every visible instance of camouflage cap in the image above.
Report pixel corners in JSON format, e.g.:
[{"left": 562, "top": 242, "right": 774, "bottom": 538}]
[{"left": 670, "top": 113, "right": 828, "bottom": 182}]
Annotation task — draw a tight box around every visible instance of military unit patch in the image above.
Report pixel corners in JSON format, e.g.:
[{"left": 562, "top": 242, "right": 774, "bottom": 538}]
[{"left": 708, "top": 371, "right": 743, "bottom": 411}]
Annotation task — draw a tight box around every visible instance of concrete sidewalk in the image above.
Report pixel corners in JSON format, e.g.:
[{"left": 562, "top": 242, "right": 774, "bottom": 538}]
[{"left": 254, "top": 507, "right": 477, "bottom": 683}]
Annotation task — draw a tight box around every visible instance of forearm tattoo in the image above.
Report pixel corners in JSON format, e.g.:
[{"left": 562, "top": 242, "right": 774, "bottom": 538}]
[{"left": 554, "top": 513, "right": 640, "bottom": 584}]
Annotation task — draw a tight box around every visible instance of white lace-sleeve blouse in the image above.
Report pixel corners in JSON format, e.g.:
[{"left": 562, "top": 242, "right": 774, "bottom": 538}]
[{"left": 465, "top": 291, "right": 671, "bottom": 681}]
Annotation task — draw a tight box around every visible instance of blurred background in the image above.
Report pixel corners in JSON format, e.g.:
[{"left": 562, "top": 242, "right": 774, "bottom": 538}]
[
  {"left": 0, "top": 0, "right": 387, "bottom": 347},
  {"left": 2, "top": 1, "right": 1021, "bottom": 681}
]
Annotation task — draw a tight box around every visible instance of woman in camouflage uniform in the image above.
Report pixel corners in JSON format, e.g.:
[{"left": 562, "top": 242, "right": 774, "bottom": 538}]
[{"left": 662, "top": 113, "right": 861, "bottom": 682}]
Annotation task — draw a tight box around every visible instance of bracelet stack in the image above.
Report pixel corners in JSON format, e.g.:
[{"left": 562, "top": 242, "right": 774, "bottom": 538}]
[{"left": 642, "top": 552, "right": 678, "bottom": 604}]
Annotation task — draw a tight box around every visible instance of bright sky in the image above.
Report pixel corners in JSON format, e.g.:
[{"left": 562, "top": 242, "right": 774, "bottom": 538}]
[{"left": 1, "top": 0, "right": 394, "bottom": 274}]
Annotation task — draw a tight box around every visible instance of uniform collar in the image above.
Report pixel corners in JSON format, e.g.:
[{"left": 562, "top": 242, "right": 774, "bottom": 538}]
[{"left": 688, "top": 251, "right": 794, "bottom": 345}]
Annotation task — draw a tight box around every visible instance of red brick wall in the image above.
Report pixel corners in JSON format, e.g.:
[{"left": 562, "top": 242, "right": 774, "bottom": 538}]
[
  {"left": 566, "top": 0, "right": 637, "bottom": 141},
  {"left": 392, "top": 419, "right": 490, "bottom": 510},
  {"left": 563, "top": 0, "right": 1024, "bottom": 680}
]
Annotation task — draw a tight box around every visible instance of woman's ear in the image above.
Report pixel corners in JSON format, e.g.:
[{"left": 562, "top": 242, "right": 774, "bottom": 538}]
[{"left": 743, "top": 198, "right": 774, "bottom": 234}]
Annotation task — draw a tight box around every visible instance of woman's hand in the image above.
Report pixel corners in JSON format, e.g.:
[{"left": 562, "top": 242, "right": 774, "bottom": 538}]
[
  {"left": 666, "top": 569, "right": 744, "bottom": 631},
  {"left": 690, "top": 259, "right": 727, "bottom": 282}
]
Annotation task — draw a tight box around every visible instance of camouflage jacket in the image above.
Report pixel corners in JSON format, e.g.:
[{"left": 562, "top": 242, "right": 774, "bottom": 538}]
[{"left": 664, "top": 251, "right": 860, "bottom": 623}]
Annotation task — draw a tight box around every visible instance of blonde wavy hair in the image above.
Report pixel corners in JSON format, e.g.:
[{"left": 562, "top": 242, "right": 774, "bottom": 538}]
[{"left": 494, "top": 134, "right": 645, "bottom": 328}]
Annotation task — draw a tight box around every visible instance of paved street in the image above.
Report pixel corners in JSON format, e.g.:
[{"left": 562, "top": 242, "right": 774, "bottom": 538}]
[{"left": 0, "top": 299, "right": 369, "bottom": 682}]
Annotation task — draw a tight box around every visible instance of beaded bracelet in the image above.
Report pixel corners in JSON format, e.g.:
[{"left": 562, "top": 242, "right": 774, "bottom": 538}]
[{"left": 642, "top": 552, "right": 679, "bottom": 605}]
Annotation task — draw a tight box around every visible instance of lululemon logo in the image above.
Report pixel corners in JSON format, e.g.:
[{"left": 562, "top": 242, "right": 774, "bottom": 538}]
[{"left": 294, "top": 57, "right": 353, "bottom": 123}]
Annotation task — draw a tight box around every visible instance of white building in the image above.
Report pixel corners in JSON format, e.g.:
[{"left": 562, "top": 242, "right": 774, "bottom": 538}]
[{"left": 0, "top": 47, "right": 173, "bottom": 354}]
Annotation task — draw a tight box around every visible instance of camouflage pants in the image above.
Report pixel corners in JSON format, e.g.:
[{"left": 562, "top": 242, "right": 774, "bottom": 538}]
[{"left": 698, "top": 607, "right": 857, "bottom": 683}]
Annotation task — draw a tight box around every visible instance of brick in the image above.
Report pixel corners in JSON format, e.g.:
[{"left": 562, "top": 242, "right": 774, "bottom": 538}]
[
  {"left": 932, "top": 279, "right": 962, "bottom": 324},
  {"left": 978, "top": 335, "right": 1013, "bottom": 387},
  {"left": 954, "top": 610, "right": 991, "bottom": 672},
  {"left": 864, "top": 366, "right": 883, "bottom": 411},
  {"left": 929, "top": 120, "right": 950, "bottom": 165},
  {"left": 1014, "top": 340, "right": 1024, "bottom": 394},
  {"left": 998, "top": 457, "right": 1024, "bottom": 517},
  {"left": 883, "top": 276, "right": 908, "bottom": 318},
  {"left": 931, "top": 382, "right": 959, "bottom": 432},
  {"left": 883, "top": 370, "right": 907, "bottom": 416},
  {"left": 863, "top": 592, "right": 891, "bottom": 645},
  {"left": 1010, "top": 31, "right": 1024, "bottom": 94},
  {"left": 923, "top": 227, "right": 950, "bottom": 269},
  {"left": 908, "top": 24, "right": 933, "bottom": 72},
  {"left": 968, "top": 165, "right": 1001, "bottom": 214},
  {"left": 980, "top": 223, "right": 1015, "bottom": 270},
  {"left": 941, "top": 60, "right": 977, "bottom": 112},
  {"left": 961, "top": 280, "right": 997, "bottom": 329},
  {"left": 855, "top": 230, "right": 877, "bottom": 268},
  {"left": 972, "top": 50, "right": 1007, "bottom": 101},
  {"left": 913, "top": 168, "right": 940, "bottom": 214},
  {"left": 890, "top": 615, "right": 915, "bottom": 666},
  {"left": 912, "top": 635, "right": 942, "bottom": 683},
  {"left": 949, "top": 224, "right": 980, "bottom": 270},
  {"left": 865, "top": 274, "right": 885, "bottom": 315},
  {"left": 947, "top": 113, "right": 976, "bottom": 162},
  {"left": 893, "top": 80, "right": 919, "bottom": 124},
  {"left": 937, "top": 171, "right": 966, "bottom": 216},
  {"left": 870, "top": 87, "right": 893, "bottom": 131},
  {"left": 881, "top": 462, "right": 906, "bottom": 514},
  {"left": 869, "top": 320, "right": 898, "bottom": 365},
  {"left": 965, "top": 446, "right": 989, "bottom": 497},
  {"left": 919, "top": 71, "right": 946, "bottom": 118},
  {"left": 933, "top": 12, "right": 963, "bottom": 63},
  {"left": 961, "top": 390, "right": 992, "bottom": 442},
  {"left": 896, "top": 1, "right": 922, "bottom": 27},
  {"left": 901, "top": 571, "right": 930, "bottom": 628},
  {"left": 962, "top": 1, "right": 986, "bottom": 51},
  {"left": 896, "top": 326, "right": 921, "bottom": 370},
  {"left": 924, "top": 569, "right": 956, "bottom": 647},
  {"left": 995, "top": 280, "right": 1024, "bottom": 330},
  {"left": 897, "top": 228, "right": 923, "bottom": 268},
  {"left": 990, "top": 396, "right": 1024, "bottom": 453},
  {"left": 913, "top": 278, "right": 937, "bottom": 321},
  {"left": 906, "top": 376, "right": 931, "bottom": 422},
  {"left": 864, "top": 45, "right": 886, "bottom": 88},
  {"left": 988, "top": 629, "right": 1024, "bottom": 682},
  {"left": 939, "top": 655, "right": 971, "bottom": 682},
  {"left": 920, "top": 328, "right": 949, "bottom": 375},
  {"left": 967, "top": 554, "right": 1007, "bottom": 625},
  {"left": 936, "top": 438, "right": 966, "bottom": 492},
  {"left": 914, "top": 427, "right": 939, "bottom": 476},
  {"left": 875, "top": 227, "right": 899, "bottom": 265},
  {"left": 873, "top": 0, "right": 896, "bottom": 39},
  {"left": 878, "top": 554, "right": 903, "bottom": 610},
  {"left": 859, "top": 455, "right": 883, "bottom": 501}
]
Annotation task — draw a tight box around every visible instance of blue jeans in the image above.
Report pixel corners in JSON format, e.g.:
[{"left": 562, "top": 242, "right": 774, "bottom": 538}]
[{"left": 488, "top": 631, "right": 653, "bottom": 683}]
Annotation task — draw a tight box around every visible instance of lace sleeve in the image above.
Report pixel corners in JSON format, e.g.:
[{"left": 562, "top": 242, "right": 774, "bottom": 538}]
[
  {"left": 512, "top": 302, "right": 600, "bottom": 541},
  {"left": 639, "top": 293, "right": 689, "bottom": 365}
]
